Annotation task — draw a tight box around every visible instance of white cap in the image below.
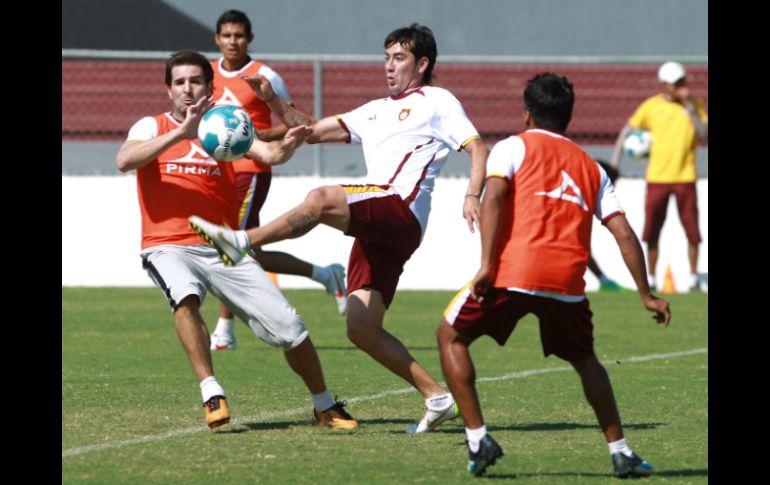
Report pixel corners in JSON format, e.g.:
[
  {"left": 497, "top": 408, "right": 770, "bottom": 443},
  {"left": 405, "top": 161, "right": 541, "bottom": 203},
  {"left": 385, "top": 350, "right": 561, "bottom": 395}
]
[{"left": 658, "top": 61, "right": 686, "bottom": 84}]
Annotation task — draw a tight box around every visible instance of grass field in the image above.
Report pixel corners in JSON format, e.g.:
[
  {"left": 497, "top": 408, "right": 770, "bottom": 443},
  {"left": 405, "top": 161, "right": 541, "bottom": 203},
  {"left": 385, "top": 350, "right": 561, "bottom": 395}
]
[{"left": 62, "top": 288, "right": 707, "bottom": 483}]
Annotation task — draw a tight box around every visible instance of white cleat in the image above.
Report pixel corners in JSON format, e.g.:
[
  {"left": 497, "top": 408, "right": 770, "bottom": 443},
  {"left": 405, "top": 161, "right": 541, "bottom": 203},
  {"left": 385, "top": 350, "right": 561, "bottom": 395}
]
[
  {"left": 324, "top": 263, "right": 348, "bottom": 315},
  {"left": 188, "top": 215, "right": 247, "bottom": 266},
  {"left": 210, "top": 332, "right": 237, "bottom": 351},
  {"left": 405, "top": 398, "right": 460, "bottom": 434}
]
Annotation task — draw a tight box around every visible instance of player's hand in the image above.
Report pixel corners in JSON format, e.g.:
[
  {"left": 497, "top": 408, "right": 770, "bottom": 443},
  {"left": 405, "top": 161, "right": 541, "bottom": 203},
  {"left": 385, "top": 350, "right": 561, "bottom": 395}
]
[
  {"left": 241, "top": 74, "right": 276, "bottom": 102},
  {"left": 282, "top": 125, "right": 313, "bottom": 150},
  {"left": 179, "top": 96, "right": 211, "bottom": 138},
  {"left": 470, "top": 265, "right": 496, "bottom": 302},
  {"left": 642, "top": 295, "right": 671, "bottom": 327},
  {"left": 463, "top": 196, "right": 481, "bottom": 233}
]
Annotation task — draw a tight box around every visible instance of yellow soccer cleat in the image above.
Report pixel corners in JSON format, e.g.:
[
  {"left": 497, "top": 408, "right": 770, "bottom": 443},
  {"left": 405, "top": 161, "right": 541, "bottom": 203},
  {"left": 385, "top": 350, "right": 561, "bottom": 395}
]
[
  {"left": 313, "top": 400, "right": 358, "bottom": 430},
  {"left": 204, "top": 395, "right": 230, "bottom": 429}
]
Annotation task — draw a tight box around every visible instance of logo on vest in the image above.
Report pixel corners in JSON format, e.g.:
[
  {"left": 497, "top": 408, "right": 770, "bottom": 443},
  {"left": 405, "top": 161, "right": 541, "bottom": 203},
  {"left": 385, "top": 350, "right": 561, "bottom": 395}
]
[
  {"left": 398, "top": 108, "right": 411, "bottom": 121},
  {"left": 164, "top": 144, "right": 221, "bottom": 176},
  {"left": 215, "top": 87, "right": 244, "bottom": 107},
  {"left": 534, "top": 170, "right": 588, "bottom": 211}
]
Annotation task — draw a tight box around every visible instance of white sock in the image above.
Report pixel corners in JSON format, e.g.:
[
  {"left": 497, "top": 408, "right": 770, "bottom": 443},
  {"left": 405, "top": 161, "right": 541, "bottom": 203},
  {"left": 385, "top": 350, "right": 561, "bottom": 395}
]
[
  {"left": 608, "top": 437, "right": 633, "bottom": 457},
  {"left": 234, "top": 230, "right": 251, "bottom": 252},
  {"left": 312, "top": 390, "right": 335, "bottom": 411},
  {"left": 310, "top": 265, "right": 330, "bottom": 285},
  {"left": 466, "top": 425, "right": 487, "bottom": 453},
  {"left": 199, "top": 376, "right": 226, "bottom": 403},
  {"left": 648, "top": 274, "right": 656, "bottom": 288},
  {"left": 214, "top": 317, "right": 234, "bottom": 336},
  {"left": 426, "top": 393, "right": 453, "bottom": 410}
]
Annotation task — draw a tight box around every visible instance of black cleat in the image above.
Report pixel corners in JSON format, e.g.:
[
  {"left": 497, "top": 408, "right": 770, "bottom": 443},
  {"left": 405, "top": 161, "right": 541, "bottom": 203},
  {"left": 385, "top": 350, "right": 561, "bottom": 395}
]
[
  {"left": 612, "top": 452, "right": 654, "bottom": 479},
  {"left": 467, "top": 434, "right": 504, "bottom": 476}
]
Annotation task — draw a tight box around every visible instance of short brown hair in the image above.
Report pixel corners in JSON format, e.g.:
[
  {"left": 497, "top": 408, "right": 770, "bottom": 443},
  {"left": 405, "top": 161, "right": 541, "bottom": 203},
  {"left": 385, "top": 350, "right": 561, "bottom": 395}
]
[{"left": 165, "top": 50, "right": 214, "bottom": 87}]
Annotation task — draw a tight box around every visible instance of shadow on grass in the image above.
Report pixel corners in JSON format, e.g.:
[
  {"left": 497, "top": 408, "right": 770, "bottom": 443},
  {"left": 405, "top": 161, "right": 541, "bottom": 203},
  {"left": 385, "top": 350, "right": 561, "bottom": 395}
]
[
  {"left": 482, "top": 468, "right": 707, "bottom": 479},
  {"left": 360, "top": 418, "right": 414, "bottom": 426},
  {"left": 313, "top": 345, "right": 437, "bottom": 351},
  {"left": 215, "top": 420, "right": 312, "bottom": 433},
  {"left": 426, "top": 421, "right": 664, "bottom": 434},
  {"left": 217, "top": 417, "right": 417, "bottom": 434}
]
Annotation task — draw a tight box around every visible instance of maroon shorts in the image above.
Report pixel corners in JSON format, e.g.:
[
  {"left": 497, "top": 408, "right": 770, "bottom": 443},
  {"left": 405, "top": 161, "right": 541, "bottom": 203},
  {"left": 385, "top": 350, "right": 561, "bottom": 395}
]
[
  {"left": 445, "top": 287, "right": 595, "bottom": 362},
  {"left": 343, "top": 189, "right": 422, "bottom": 308},
  {"left": 235, "top": 172, "right": 272, "bottom": 230},
  {"left": 643, "top": 182, "right": 701, "bottom": 245}
]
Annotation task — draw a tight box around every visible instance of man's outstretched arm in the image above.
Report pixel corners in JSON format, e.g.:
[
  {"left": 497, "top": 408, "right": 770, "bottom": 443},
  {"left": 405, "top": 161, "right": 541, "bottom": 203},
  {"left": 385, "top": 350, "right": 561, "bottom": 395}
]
[
  {"left": 241, "top": 74, "right": 348, "bottom": 143},
  {"left": 605, "top": 214, "right": 671, "bottom": 326}
]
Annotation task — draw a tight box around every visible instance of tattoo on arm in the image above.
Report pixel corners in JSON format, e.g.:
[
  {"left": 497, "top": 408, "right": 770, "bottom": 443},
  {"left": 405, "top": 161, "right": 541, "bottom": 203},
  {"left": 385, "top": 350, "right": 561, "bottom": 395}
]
[
  {"left": 282, "top": 106, "right": 314, "bottom": 127},
  {"left": 286, "top": 211, "right": 316, "bottom": 237}
]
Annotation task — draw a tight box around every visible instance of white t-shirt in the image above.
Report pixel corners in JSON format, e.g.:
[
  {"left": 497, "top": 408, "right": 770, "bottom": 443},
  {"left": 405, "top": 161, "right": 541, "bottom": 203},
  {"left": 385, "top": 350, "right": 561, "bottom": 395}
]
[{"left": 339, "top": 85, "right": 480, "bottom": 232}]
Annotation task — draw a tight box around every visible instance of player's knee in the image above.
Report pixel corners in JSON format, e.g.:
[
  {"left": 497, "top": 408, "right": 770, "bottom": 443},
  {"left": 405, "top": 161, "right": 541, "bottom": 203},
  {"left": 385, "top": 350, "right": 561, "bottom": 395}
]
[
  {"left": 683, "top": 224, "right": 701, "bottom": 245},
  {"left": 281, "top": 329, "right": 309, "bottom": 351},
  {"left": 269, "top": 327, "right": 309, "bottom": 351},
  {"left": 307, "top": 185, "right": 344, "bottom": 215},
  {"left": 571, "top": 354, "right": 603, "bottom": 374},
  {"left": 173, "top": 294, "right": 200, "bottom": 316},
  {"left": 304, "top": 187, "right": 332, "bottom": 211},
  {"left": 436, "top": 319, "right": 453, "bottom": 346}
]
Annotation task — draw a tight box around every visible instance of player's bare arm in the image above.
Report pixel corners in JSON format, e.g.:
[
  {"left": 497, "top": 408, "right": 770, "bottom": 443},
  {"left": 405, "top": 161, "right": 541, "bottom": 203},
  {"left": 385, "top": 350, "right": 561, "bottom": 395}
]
[
  {"left": 605, "top": 214, "right": 671, "bottom": 326},
  {"left": 462, "top": 138, "right": 489, "bottom": 233},
  {"left": 471, "top": 176, "right": 508, "bottom": 302},
  {"left": 245, "top": 125, "right": 312, "bottom": 165},
  {"left": 241, "top": 73, "right": 349, "bottom": 143},
  {"left": 609, "top": 123, "right": 634, "bottom": 170},
  {"left": 116, "top": 97, "right": 210, "bottom": 172},
  {"left": 255, "top": 124, "right": 290, "bottom": 142},
  {"left": 241, "top": 74, "right": 314, "bottom": 126},
  {"left": 306, "top": 116, "right": 350, "bottom": 144}
]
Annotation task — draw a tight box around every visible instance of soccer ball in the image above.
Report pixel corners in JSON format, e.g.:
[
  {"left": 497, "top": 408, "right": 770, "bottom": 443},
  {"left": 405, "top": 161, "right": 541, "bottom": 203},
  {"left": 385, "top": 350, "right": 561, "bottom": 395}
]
[
  {"left": 198, "top": 106, "right": 255, "bottom": 161},
  {"left": 622, "top": 130, "right": 652, "bottom": 159}
]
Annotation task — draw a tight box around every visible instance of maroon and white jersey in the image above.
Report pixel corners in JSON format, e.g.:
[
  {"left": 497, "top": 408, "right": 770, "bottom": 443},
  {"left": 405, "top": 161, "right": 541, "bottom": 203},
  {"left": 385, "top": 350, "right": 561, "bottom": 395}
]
[{"left": 337, "top": 85, "right": 480, "bottom": 233}]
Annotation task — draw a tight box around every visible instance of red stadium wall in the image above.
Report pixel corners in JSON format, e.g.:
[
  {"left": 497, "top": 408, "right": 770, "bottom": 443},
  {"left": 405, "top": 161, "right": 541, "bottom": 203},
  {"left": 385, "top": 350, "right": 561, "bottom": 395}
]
[{"left": 62, "top": 61, "right": 708, "bottom": 144}]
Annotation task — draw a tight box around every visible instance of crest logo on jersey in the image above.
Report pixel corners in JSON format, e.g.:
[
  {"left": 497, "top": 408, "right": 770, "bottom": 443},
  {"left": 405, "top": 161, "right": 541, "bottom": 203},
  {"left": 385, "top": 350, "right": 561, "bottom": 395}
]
[
  {"left": 215, "top": 87, "right": 244, "bottom": 108},
  {"left": 534, "top": 170, "right": 588, "bottom": 211},
  {"left": 398, "top": 108, "right": 411, "bottom": 121}
]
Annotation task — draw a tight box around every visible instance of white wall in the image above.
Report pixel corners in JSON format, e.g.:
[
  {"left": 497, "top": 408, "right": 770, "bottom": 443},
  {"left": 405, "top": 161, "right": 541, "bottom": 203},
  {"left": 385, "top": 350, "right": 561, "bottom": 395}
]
[{"left": 62, "top": 176, "right": 707, "bottom": 292}]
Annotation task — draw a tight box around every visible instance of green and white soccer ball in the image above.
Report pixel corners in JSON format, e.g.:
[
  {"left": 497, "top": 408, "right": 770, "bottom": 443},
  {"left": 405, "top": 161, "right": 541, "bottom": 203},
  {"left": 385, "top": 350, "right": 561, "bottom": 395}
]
[
  {"left": 623, "top": 130, "right": 652, "bottom": 160},
  {"left": 198, "top": 105, "right": 255, "bottom": 161}
]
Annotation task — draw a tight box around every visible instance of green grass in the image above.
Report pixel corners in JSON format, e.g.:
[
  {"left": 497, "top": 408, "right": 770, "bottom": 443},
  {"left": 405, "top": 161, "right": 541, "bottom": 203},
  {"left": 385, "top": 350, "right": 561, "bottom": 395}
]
[{"left": 62, "top": 288, "right": 707, "bottom": 483}]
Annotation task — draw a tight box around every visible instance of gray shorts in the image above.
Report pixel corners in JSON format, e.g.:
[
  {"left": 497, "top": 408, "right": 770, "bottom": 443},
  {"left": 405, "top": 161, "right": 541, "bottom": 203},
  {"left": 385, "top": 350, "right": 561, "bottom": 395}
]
[{"left": 141, "top": 244, "right": 308, "bottom": 350}]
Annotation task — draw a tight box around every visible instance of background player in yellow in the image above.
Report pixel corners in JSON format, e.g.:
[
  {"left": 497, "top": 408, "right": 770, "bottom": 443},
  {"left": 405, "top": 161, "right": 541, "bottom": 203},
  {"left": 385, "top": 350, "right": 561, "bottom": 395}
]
[{"left": 610, "top": 61, "right": 708, "bottom": 292}]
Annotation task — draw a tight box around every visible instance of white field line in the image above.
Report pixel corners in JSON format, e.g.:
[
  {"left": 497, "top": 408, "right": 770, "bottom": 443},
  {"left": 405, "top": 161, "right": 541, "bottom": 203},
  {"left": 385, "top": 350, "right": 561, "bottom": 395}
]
[{"left": 62, "top": 347, "right": 707, "bottom": 458}]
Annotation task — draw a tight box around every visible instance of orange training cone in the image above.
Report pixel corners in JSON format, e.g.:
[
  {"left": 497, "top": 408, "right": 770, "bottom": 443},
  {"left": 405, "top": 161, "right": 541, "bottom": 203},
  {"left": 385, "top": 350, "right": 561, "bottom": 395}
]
[
  {"left": 268, "top": 272, "right": 279, "bottom": 288},
  {"left": 661, "top": 264, "right": 677, "bottom": 294}
]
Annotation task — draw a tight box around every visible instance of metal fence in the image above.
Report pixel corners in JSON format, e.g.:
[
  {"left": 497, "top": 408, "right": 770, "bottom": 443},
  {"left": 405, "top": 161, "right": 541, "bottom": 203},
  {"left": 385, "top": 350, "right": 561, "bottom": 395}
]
[{"left": 62, "top": 50, "right": 708, "bottom": 175}]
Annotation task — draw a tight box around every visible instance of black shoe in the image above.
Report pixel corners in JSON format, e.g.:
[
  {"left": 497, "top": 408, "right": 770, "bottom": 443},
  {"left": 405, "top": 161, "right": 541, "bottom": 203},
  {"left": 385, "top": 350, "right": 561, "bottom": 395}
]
[
  {"left": 612, "top": 451, "right": 654, "bottom": 478},
  {"left": 467, "top": 434, "right": 504, "bottom": 476}
]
